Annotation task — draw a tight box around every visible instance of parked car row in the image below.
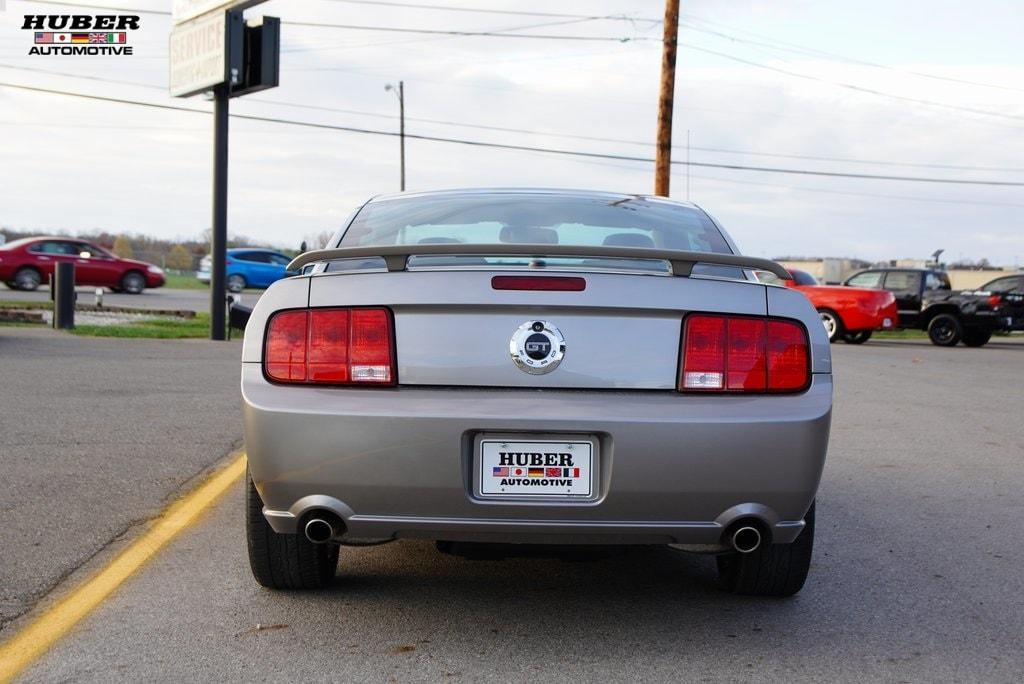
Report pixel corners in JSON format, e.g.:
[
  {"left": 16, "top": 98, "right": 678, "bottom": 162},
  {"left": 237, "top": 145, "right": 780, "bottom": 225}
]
[
  {"left": 0, "top": 238, "right": 300, "bottom": 295},
  {"left": 763, "top": 266, "right": 1023, "bottom": 347},
  {"left": 842, "top": 268, "right": 1023, "bottom": 347},
  {"left": 0, "top": 237, "right": 165, "bottom": 293}
]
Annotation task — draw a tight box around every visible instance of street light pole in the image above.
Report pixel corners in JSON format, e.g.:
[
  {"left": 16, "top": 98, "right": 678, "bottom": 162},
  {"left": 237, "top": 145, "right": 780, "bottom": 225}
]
[{"left": 386, "top": 80, "right": 406, "bottom": 191}]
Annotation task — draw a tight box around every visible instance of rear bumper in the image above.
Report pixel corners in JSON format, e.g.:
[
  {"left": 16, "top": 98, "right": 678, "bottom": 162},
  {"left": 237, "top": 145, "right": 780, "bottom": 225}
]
[{"left": 242, "top": 365, "right": 832, "bottom": 546}]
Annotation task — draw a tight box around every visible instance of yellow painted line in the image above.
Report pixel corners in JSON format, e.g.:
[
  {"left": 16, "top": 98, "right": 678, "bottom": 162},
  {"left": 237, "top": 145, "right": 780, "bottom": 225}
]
[{"left": 0, "top": 453, "right": 247, "bottom": 683}]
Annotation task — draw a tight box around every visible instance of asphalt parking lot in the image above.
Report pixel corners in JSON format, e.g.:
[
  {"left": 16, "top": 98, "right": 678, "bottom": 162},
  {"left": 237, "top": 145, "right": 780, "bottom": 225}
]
[
  {"left": 0, "top": 328, "right": 242, "bottom": 630},
  {"left": 0, "top": 287, "right": 260, "bottom": 313},
  {"left": 3, "top": 334, "right": 1023, "bottom": 682}
]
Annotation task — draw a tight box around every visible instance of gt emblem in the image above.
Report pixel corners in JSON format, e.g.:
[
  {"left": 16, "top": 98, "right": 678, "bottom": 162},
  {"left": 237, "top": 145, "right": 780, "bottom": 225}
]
[{"left": 510, "top": 321, "right": 565, "bottom": 375}]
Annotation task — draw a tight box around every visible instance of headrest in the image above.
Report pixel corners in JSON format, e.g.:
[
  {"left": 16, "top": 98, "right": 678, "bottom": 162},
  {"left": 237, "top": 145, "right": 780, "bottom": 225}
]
[
  {"left": 499, "top": 225, "right": 558, "bottom": 244},
  {"left": 603, "top": 233, "right": 655, "bottom": 248}
]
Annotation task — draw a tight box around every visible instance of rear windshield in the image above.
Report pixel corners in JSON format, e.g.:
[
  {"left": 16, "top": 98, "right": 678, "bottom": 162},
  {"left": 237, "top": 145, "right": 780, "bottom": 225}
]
[{"left": 338, "top": 194, "right": 733, "bottom": 254}]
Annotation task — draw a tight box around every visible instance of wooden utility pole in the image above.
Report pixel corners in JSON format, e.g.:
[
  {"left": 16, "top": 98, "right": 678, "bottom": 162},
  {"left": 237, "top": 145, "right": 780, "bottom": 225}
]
[{"left": 654, "top": 0, "right": 680, "bottom": 196}]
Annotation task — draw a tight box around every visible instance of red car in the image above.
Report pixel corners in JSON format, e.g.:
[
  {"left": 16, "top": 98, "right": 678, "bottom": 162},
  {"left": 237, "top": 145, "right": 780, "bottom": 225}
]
[
  {"left": 0, "top": 237, "right": 165, "bottom": 294},
  {"left": 777, "top": 269, "right": 897, "bottom": 343}
]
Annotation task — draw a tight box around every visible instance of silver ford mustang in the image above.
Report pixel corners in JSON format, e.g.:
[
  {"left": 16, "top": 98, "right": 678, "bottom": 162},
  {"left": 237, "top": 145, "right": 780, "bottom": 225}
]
[{"left": 242, "top": 189, "right": 832, "bottom": 596}]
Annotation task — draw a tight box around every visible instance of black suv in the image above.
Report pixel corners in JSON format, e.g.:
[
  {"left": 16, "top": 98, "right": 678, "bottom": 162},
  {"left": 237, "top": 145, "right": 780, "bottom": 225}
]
[{"left": 844, "top": 268, "right": 1018, "bottom": 347}]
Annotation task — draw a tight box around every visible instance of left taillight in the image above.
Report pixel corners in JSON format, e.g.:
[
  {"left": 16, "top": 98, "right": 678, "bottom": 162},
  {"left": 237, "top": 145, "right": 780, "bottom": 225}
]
[
  {"left": 679, "top": 314, "right": 810, "bottom": 393},
  {"left": 264, "top": 307, "right": 395, "bottom": 386}
]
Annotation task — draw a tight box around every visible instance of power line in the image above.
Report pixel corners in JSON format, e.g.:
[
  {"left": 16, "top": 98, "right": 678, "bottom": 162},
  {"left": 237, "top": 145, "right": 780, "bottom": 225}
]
[
  {"left": 318, "top": 0, "right": 660, "bottom": 23},
  {"left": 682, "top": 42, "right": 1024, "bottom": 124},
  {"left": 278, "top": 16, "right": 619, "bottom": 54},
  {"left": 282, "top": 20, "right": 654, "bottom": 42},
  {"left": 554, "top": 154, "right": 1024, "bottom": 209},
  {"left": 5, "top": 63, "right": 1023, "bottom": 175},
  {"left": 20, "top": 1, "right": 654, "bottom": 41},
  {"left": 3, "top": 112, "right": 1017, "bottom": 210},
  {"left": 4, "top": 81, "right": 1023, "bottom": 187},
  {"left": 679, "top": 12, "right": 1024, "bottom": 94},
  {"left": 18, "top": 1, "right": 1024, "bottom": 120},
  {"left": 21, "top": 0, "right": 171, "bottom": 14}
]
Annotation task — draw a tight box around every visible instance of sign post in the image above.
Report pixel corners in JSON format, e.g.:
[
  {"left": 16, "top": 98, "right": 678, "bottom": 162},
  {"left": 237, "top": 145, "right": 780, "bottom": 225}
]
[{"left": 169, "top": 0, "right": 277, "bottom": 340}]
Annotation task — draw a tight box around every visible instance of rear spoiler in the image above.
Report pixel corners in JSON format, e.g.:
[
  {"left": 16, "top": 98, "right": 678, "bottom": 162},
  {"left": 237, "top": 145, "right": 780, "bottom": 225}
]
[{"left": 287, "top": 244, "right": 791, "bottom": 279}]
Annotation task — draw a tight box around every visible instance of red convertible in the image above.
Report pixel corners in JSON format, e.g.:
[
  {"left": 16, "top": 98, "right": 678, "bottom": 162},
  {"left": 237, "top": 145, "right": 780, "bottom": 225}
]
[
  {"left": 764, "top": 269, "right": 897, "bottom": 343},
  {"left": 0, "top": 237, "right": 165, "bottom": 294}
]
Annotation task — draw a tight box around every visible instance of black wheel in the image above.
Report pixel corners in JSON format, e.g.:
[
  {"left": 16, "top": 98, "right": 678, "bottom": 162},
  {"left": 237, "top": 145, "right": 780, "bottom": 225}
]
[
  {"left": 717, "top": 501, "right": 815, "bottom": 597},
  {"left": 227, "top": 274, "right": 247, "bottom": 293},
  {"left": 927, "top": 313, "right": 963, "bottom": 346},
  {"left": 842, "top": 330, "right": 872, "bottom": 344},
  {"left": 817, "top": 309, "right": 843, "bottom": 343},
  {"left": 121, "top": 271, "right": 146, "bottom": 294},
  {"left": 246, "top": 471, "right": 338, "bottom": 590},
  {"left": 13, "top": 267, "right": 42, "bottom": 291},
  {"left": 962, "top": 328, "right": 992, "bottom": 347}
]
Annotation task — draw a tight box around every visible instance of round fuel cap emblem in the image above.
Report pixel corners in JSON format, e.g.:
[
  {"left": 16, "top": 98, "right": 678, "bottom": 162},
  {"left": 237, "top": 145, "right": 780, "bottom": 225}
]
[{"left": 510, "top": 321, "right": 565, "bottom": 375}]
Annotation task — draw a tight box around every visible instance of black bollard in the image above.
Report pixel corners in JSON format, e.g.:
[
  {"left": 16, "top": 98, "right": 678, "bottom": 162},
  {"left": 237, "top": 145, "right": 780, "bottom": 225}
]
[{"left": 53, "top": 262, "right": 76, "bottom": 329}]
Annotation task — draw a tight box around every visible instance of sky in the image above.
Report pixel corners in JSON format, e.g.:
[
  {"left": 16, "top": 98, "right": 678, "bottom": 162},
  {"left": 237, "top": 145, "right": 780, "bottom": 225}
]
[{"left": 1, "top": 0, "right": 1022, "bottom": 265}]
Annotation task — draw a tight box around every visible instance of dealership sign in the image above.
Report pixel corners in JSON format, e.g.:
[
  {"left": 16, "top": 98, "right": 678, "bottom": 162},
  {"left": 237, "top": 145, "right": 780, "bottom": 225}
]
[{"left": 169, "top": 11, "right": 231, "bottom": 97}]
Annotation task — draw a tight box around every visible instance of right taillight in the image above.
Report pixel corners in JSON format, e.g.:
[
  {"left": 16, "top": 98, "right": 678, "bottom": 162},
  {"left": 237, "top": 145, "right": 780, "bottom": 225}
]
[
  {"left": 680, "top": 314, "right": 809, "bottom": 393},
  {"left": 264, "top": 307, "right": 395, "bottom": 386}
]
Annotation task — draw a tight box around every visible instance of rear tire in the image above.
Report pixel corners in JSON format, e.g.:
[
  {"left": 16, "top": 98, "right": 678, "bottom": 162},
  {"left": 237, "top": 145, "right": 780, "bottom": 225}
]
[
  {"left": 817, "top": 309, "right": 843, "bottom": 343},
  {"left": 927, "top": 313, "right": 963, "bottom": 346},
  {"left": 842, "top": 330, "right": 872, "bottom": 344},
  {"left": 13, "top": 267, "right": 42, "bottom": 291},
  {"left": 717, "top": 501, "right": 815, "bottom": 597},
  {"left": 962, "top": 328, "right": 992, "bottom": 347},
  {"left": 246, "top": 471, "right": 338, "bottom": 590}
]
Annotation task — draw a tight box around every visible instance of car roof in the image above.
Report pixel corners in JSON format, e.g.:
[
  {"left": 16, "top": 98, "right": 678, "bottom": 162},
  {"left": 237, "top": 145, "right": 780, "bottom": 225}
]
[
  {"left": 365, "top": 187, "right": 702, "bottom": 210},
  {"left": 982, "top": 274, "right": 1023, "bottom": 284}
]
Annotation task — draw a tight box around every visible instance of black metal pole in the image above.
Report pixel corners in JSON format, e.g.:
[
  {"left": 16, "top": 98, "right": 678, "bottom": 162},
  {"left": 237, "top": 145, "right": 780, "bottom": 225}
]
[
  {"left": 398, "top": 80, "right": 405, "bottom": 192},
  {"left": 53, "top": 262, "right": 75, "bottom": 330},
  {"left": 210, "top": 85, "right": 229, "bottom": 340}
]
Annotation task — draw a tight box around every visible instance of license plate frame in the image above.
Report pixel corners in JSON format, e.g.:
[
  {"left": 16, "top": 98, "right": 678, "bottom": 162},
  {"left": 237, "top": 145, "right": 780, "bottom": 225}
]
[{"left": 474, "top": 434, "right": 598, "bottom": 501}]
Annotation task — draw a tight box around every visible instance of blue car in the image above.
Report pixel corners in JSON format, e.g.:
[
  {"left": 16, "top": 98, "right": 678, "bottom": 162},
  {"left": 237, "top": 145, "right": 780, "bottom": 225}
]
[{"left": 197, "top": 248, "right": 294, "bottom": 292}]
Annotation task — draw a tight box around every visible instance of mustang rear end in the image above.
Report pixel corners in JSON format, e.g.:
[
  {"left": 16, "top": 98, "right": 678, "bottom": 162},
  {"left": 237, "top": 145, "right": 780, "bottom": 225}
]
[{"left": 242, "top": 189, "right": 832, "bottom": 596}]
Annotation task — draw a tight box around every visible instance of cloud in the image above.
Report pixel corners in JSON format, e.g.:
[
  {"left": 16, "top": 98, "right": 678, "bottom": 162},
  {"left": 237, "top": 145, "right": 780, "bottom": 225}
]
[{"left": 0, "top": 0, "right": 1021, "bottom": 265}]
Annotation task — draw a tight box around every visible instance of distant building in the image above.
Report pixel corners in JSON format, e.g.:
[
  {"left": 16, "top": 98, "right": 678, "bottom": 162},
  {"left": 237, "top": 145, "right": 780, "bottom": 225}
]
[
  {"left": 776, "top": 255, "right": 1020, "bottom": 289},
  {"left": 774, "top": 257, "right": 872, "bottom": 284}
]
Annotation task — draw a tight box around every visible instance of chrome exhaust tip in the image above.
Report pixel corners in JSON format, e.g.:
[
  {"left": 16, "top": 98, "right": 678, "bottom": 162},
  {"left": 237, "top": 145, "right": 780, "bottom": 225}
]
[
  {"left": 304, "top": 517, "right": 337, "bottom": 544},
  {"left": 731, "top": 526, "right": 762, "bottom": 554}
]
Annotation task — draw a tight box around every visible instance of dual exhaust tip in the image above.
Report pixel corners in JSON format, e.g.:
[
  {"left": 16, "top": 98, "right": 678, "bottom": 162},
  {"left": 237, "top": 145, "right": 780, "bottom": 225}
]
[
  {"left": 305, "top": 512, "right": 765, "bottom": 552},
  {"left": 303, "top": 513, "right": 343, "bottom": 544}
]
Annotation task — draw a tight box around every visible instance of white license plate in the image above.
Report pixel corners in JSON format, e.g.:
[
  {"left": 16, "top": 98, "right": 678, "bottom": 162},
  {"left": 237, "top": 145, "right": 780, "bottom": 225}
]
[{"left": 478, "top": 439, "right": 594, "bottom": 497}]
